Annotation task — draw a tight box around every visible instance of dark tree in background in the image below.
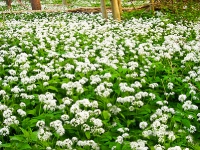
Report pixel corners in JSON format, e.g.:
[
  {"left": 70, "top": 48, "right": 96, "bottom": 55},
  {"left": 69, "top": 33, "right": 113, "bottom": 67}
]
[
  {"left": 5, "top": 0, "right": 41, "bottom": 10},
  {"left": 5, "top": 0, "right": 12, "bottom": 8},
  {"left": 30, "top": 0, "right": 41, "bottom": 10}
]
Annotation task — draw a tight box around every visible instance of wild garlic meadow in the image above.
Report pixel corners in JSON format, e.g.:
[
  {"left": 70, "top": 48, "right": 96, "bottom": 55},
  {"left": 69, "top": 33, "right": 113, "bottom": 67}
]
[{"left": 0, "top": 11, "right": 200, "bottom": 150}]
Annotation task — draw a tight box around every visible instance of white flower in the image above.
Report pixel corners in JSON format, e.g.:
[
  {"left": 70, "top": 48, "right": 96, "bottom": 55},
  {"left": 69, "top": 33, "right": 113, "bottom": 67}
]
[
  {"left": 61, "top": 114, "right": 69, "bottom": 121},
  {"left": 19, "top": 102, "right": 26, "bottom": 107},
  {"left": 17, "top": 109, "right": 26, "bottom": 117},
  {"left": 186, "top": 135, "right": 193, "bottom": 143},
  {"left": 142, "top": 130, "right": 152, "bottom": 137},
  {"left": 167, "top": 146, "right": 181, "bottom": 150},
  {"left": 167, "top": 82, "right": 173, "bottom": 89},
  {"left": 38, "top": 128, "right": 52, "bottom": 141},
  {"left": 154, "top": 144, "right": 165, "bottom": 150},
  {"left": 168, "top": 131, "right": 176, "bottom": 141},
  {"left": 139, "top": 121, "right": 148, "bottom": 129},
  {"left": 0, "top": 127, "right": 9, "bottom": 136},
  {"left": 115, "top": 136, "right": 123, "bottom": 144},
  {"left": 188, "top": 125, "right": 196, "bottom": 133},
  {"left": 36, "top": 120, "right": 45, "bottom": 128},
  {"left": 178, "top": 94, "right": 187, "bottom": 102},
  {"left": 3, "top": 109, "right": 13, "bottom": 118}
]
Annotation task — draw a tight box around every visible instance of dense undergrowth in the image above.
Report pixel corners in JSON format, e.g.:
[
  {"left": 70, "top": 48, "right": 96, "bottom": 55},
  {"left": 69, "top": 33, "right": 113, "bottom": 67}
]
[{"left": 0, "top": 1, "right": 200, "bottom": 149}]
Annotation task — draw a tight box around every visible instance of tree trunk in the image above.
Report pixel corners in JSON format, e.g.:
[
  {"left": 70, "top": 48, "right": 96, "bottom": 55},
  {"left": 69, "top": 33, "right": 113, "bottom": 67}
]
[
  {"left": 110, "top": 0, "right": 121, "bottom": 21},
  {"left": 6, "top": 0, "right": 12, "bottom": 9},
  {"left": 100, "top": 0, "right": 108, "bottom": 19},
  {"left": 62, "top": 0, "right": 67, "bottom": 5},
  {"left": 118, "top": 0, "right": 122, "bottom": 15},
  {"left": 30, "top": 0, "right": 41, "bottom": 10}
]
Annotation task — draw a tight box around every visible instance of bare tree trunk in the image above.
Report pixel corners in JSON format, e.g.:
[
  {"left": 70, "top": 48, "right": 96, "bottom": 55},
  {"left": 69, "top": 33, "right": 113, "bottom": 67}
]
[
  {"left": 110, "top": 0, "right": 121, "bottom": 21},
  {"left": 6, "top": 0, "right": 12, "bottom": 9},
  {"left": 118, "top": 0, "right": 122, "bottom": 15},
  {"left": 30, "top": 0, "right": 41, "bottom": 10},
  {"left": 100, "top": 0, "right": 108, "bottom": 19},
  {"left": 150, "top": 0, "right": 155, "bottom": 14},
  {"left": 62, "top": 0, "right": 67, "bottom": 5}
]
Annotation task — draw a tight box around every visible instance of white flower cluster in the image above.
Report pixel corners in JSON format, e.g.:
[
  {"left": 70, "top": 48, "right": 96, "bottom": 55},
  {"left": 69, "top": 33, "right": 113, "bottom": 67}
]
[
  {"left": 74, "top": 58, "right": 100, "bottom": 73},
  {"left": 50, "top": 120, "right": 65, "bottom": 136},
  {"left": 77, "top": 140, "right": 99, "bottom": 150},
  {"left": 107, "top": 103, "right": 121, "bottom": 115},
  {"left": 68, "top": 99, "right": 103, "bottom": 135},
  {"left": 142, "top": 106, "right": 176, "bottom": 143},
  {"left": 38, "top": 92, "right": 57, "bottom": 111},
  {"left": 116, "top": 96, "right": 135, "bottom": 104},
  {"left": 182, "top": 100, "right": 198, "bottom": 111},
  {"left": 119, "top": 82, "right": 135, "bottom": 93},
  {"left": 90, "top": 75, "right": 102, "bottom": 85},
  {"left": 61, "top": 81, "right": 85, "bottom": 95},
  {"left": 115, "top": 127, "right": 129, "bottom": 144},
  {"left": 94, "top": 82, "right": 113, "bottom": 97},
  {"left": 90, "top": 117, "right": 105, "bottom": 134},
  {"left": 17, "top": 109, "right": 26, "bottom": 117},
  {"left": 1, "top": 9, "right": 200, "bottom": 150},
  {"left": 56, "top": 139, "right": 73, "bottom": 149},
  {"left": 36, "top": 120, "right": 52, "bottom": 141},
  {"left": 130, "top": 139, "right": 148, "bottom": 150}
]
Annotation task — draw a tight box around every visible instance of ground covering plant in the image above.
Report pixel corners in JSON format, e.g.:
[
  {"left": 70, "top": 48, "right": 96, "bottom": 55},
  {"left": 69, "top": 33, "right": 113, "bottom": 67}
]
[{"left": 0, "top": 8, "right": 200, "bottom": 150}]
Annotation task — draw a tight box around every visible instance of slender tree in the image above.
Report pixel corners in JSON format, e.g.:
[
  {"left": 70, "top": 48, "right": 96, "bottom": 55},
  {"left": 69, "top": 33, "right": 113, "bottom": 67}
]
[
  {"left": 118, "top": 0, "right": 122, "bottom": 15},
  {"left": 110, "top": 0, "right": 121, "bottom": 21},
  {"left": 100, "top": 0, "right": 108, "bottom": 19},
  {"left": 62, "top": 0, "right": 67, "bottom": 5},
  {"left": 5, "top": 0, "right": 12, "bottom": 9},
  {"left": 30, "top": 0, "right": 41, "bottom": 10}
]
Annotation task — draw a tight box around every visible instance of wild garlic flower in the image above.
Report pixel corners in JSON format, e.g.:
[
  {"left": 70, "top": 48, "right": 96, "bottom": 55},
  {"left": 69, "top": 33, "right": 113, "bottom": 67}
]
[
  {"left": 0, "top": 127, "right": 9, "bottom": 136},
  {"left": 3, "top": 109, "right": 13, "bottom": 118},
  {"left": 130, "top": 139, "right": 148, "bottom": 150},
  {"left": 167, "top": 146, "right": 182, "bottom": 150},
  {"left": 178, "top": 94, "right": 187, "bottom": 102},
  {"left": 17, "top": 109, "right": 26, "bottom": 117},
  {"left": 139, "top": 121, "right": 148, "bottom": 129},
  {"left": 115, "top": 136, "right": 123, "bottom": 144},
  {"left": 38, "top": 128, "right": 52, "bottom": 141},
  {"left": 167, "top": 82, "right": 174, "bottom": 89},
  {"left": 149, "top": 83, "right": 159, "bottom": 89},
  {"left": 50, "top": 120, "right": 65, "bottom": 136},
  {"left": 154, "top": 144, "right": 165, "bottom": 150}
]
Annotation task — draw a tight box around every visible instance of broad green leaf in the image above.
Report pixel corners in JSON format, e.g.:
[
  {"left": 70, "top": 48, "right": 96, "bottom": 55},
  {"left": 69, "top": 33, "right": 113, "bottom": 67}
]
[
  {"left": 1, "top": 143, "right": 12, "bottom": 148},
  {"left": 102, "top": 110, "right": 111, "bottom": 120},
  {"left": 30, "top": 131, "right": 38, "bottom": 142},
  {"left": 47, "top": 86, "right": 58, "bottom": 92},
  {"left": 20, "top": 128, "right": 30, "bottom": 138},
  {"left": 27, "top": 109, "right": 36, "bottom": 116},
  {"left": 85, "top": 131, "right": 91, "bottom": 139},
  {"left": 18, "top": 143, "right": 32, "bottom": 150},
  {"left": 10, "top": 135, "right": 25, "bottom": 142},
  {"left": 182, "top": 119, "right": 190, "bottom": 128}
]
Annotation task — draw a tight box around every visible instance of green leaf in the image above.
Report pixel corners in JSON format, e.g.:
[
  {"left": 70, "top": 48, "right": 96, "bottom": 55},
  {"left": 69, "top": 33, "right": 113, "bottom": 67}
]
[
  {"left": 102, "top": 110, "right": 111, "bottom": 120},
  {"left": 182, "top": 119, "right": 191, "bottom": 128},
  {"left": 27, "top": 109, "right": 36, "bottom": 116},
  {"left": 127, "top": 119, "right": 136, "bottom": 127},
  {"left": 30, "top": 131, "right": 38, "bottom": 142},
  {"left": 116, "top": 143, "right": 122, "bottom": 150},
  {"left": 1, "top": 143, "right": 12, "bottom": 148},
  {"left": 18, "top": 143, "right": 32, "bottom": 150},
  {"left": 47, "top": 86, "right": 58, "bottom": 92},
  {"left": 20, "top": 128, "right": 30, "bottom": 138},
  {"left": 85, "top": 131, "right": 91, "bottom": 139},
  {"left": 10, "top": 135, "right": 25, "bottom": 142}
]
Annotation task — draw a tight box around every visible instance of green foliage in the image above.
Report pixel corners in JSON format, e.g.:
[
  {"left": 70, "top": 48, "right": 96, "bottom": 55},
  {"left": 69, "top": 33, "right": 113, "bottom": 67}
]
[
  {"left": 122, "top": 10, "right": 154, "bottom": 20},
  {"left": 162, "top": 2, "right": 200, "bottom": 22}
]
